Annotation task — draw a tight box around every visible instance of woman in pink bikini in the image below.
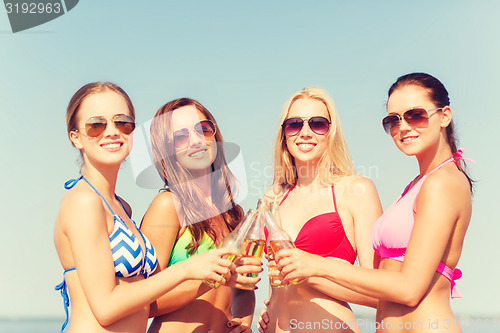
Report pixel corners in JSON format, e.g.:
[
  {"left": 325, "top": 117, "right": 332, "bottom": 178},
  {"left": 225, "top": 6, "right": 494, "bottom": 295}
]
[
  {"left": 260, "top": 87, "right": 383, "bottom": 333},
  {"left": 274, "top": 73, "right": 473, "bottom": 332}
]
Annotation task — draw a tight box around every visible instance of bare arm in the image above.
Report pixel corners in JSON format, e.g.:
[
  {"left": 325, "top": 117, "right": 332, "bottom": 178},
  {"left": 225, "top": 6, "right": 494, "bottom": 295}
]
[
  {"left": 278, "top": 172, "right": 470, "bottom": 306},
  {"left": 141, "top": 191, "right": 214, "bottom": 317},
  {"left": 227, "top": 288, "right": 255, "bottom": 332},
  {"left": 61, "top": 190, "right": 236, "bottom": 326}
]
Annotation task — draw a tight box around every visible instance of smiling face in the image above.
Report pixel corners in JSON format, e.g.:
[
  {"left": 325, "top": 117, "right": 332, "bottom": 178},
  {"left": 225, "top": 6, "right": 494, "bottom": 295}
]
[
  {"left": 170, "top": 105, "right": 217, "bottom": 175},
  {"left": 386, "top": 84, "right": 448, "bottom": 156},
  {"left": 284, "top": 98, "right": 330, "bottom": 167},
  {"left": 69, "top": 90, "right": 133, "bottom": 168}
]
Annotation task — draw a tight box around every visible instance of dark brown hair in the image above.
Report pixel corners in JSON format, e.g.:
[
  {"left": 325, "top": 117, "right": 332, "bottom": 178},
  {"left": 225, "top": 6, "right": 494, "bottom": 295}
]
[{"left": 389, "top": 73, "right": 473, "bottom": 191}]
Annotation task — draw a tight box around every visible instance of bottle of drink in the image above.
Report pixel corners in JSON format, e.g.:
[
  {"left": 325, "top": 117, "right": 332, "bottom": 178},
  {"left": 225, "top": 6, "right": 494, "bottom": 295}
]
[
  {"left": 240, "top": 203, "right": 266, "bottom": 277},
  {"left": 263, "top": 201, "right": 305, "bottom": 287},
  {"left": 203, "top": 209, "right": 258, "bottom": 288}
]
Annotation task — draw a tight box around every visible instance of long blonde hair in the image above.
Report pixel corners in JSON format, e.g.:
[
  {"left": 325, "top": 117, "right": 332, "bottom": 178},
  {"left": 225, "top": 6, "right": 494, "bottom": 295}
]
[
  {"left": 150, "top": 98, "right": 243, "bottom": 254},
  {"left": 273, "top": 87, "right": 356, "bottom": 186}
]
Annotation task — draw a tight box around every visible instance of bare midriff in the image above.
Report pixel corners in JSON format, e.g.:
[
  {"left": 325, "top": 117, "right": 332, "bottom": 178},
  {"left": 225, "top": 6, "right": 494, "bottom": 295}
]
[
  {"left": 376, "top": 259, "right": 461, "bottom": 333},
  {"left": 267, "top": 282, "right": 361, "bottom": 333},
  {"left": 148, "top": 285, "right": 233, "bottom": 333},
  {"left": 66, "top": 274, "right": 149, "bottom": 333}
]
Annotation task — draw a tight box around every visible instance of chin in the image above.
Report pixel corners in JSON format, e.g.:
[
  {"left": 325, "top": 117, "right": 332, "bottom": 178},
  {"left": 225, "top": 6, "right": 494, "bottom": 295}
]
[{"left": 396, "top": 141, "right": 427, "bottom": 157}]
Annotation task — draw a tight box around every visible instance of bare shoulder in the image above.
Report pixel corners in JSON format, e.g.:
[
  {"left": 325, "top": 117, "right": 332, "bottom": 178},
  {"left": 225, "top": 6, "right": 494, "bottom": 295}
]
[
  {"left": 421, "top": 165, "right": 471, "bottom": 200},
  {"left": 142, "top": 190, "right": 181, "bottom": 229},
  {"left": 149, "top": 190, "right": 179, "bottom": 212},
  {"left": 264, "top": 184, "right": 287, "bottom": 202},
  {"left": 336, "top": 175, "right": 379, "bottom": 199},
  {"left": 57, "top": 186, "right": 106, "bottom": 230}
]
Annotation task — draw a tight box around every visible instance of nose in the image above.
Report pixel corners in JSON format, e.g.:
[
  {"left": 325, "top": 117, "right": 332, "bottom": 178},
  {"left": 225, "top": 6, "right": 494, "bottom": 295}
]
[
  {"left": 187, "top": 129, "right": 204, "bottom": 148},
  {"left": 103, "top": 119, "right": 120, "bottom": 137},
  {"left": 398, "top": 116, "right": 412, "bottom": 133},
  {"left": 299, "top": 120, "right": 313, "bottom": 138}
]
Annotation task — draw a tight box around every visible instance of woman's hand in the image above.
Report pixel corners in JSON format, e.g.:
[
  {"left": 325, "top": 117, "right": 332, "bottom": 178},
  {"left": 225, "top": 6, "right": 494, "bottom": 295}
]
[
  {"left": 275, "top": 248, "right": 322, "bottom": 282},
  {"left": 180, "top": 247, "right": 239, "bottom": 283},
  {"left": 227, "top": 317, "right": 252, "bottom": 333},
  {"left": 225, "top": 256, "right": 263, "bottom": 290},
  {"left": 256, "top": 299, "right": 270, "bottom": 333}
]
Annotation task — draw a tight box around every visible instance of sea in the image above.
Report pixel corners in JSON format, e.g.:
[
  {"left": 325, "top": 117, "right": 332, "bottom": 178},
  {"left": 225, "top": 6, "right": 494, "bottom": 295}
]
[{"left": 1, "top": 316, "right": 499, "bottom": 333}]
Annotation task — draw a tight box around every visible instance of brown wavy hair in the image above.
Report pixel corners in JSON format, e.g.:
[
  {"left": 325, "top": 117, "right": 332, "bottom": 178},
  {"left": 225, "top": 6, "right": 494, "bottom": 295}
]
[{"left": 150, "top": 98, "right": 243, "bottom": 254}]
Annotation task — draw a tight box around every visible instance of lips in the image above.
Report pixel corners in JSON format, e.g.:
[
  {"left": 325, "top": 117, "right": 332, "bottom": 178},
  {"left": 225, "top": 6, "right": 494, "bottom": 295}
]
[
  {"left": 400, "top": 136, "right": 419, "bottom": 144},
  {"left": 296, "top": 142, "right": 316, "bottom": 152},
  {"left": 101, "top": 142, "right": 123, "bottom": 152},
  {"left": 188, "top": 148, "right": 208, "bottom": 158}
]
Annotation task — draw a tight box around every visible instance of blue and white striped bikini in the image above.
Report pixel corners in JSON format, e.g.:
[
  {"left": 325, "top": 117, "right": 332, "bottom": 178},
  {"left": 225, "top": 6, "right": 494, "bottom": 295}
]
[{"left": 55, "top": 176, "right": 158, "bottom": 332}]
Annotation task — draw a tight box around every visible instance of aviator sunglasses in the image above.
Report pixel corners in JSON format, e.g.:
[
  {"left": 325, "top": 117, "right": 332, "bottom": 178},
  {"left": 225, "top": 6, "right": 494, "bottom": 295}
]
[
  {"left": 382, "top": 107, "right": 443, "bottom": 135},
  {"left": 282, "top": 116, "right": 331, "bottom": 136},
  {"left": 80, "top": 114, "right": 136, "bottom": 138},
  {"left": 172, "top": 119, "right": 217, "bottom": 149}
]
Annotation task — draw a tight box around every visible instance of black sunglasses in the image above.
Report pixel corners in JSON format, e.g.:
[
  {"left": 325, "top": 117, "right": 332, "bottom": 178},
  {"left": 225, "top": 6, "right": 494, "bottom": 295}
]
[{"left": 282, "top": 116, "right": 331, "bottom": 136}]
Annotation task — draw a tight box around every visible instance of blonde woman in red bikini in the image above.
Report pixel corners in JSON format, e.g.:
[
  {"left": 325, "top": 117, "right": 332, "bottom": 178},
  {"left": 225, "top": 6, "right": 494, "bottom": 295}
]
[{"left": 260, "top": 87, "right": 382, "bottom": 333}]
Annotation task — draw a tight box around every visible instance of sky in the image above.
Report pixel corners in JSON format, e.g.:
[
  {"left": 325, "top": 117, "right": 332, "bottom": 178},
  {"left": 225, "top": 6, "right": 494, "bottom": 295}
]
[{"left": 1, "top": 0, "right": 499, "bottom": 327}]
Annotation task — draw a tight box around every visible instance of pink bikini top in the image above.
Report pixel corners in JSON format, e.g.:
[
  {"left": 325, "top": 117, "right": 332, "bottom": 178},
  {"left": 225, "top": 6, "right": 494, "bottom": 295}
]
[
  {"left": 277, "top": 184, "right": 356, "bottom": 264},
  {"left": 371, "top": 151, "right": 470, "bottom": 299}
]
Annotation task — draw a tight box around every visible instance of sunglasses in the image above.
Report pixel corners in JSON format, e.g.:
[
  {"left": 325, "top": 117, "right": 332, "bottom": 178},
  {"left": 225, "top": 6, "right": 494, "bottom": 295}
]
[
  {"left": 282, "top": 116, "right": 331, "bottom": 136},
  {"left": 382, "top": 107, "right": 442, "bottom": 135},
  {"left": 82, "top": 114, "right": 136, "bottom": 138},
  {"left": 172, "top": 120, "right": 216, "bottom": 149}
]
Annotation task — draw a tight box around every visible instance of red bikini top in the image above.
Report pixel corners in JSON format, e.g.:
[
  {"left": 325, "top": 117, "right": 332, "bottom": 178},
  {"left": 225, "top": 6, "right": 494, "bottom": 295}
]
[{"left": 276, "top": 184, "right": 356, "bottom": 264}]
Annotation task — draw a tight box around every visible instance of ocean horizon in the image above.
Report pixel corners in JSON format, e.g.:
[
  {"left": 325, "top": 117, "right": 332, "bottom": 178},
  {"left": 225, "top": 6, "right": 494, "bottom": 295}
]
[{"left": 1, "top": 315, "right": 499, "bottom": 333}]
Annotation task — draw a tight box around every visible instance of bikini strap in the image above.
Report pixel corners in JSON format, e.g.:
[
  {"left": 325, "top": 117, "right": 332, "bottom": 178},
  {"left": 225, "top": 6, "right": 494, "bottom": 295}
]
[
  {"left": 64, "top": 176, "right": 83, "bottom": 190},
  {"left": 424, "top": 148, "right": 475, "bottom": 180},
  {"left": 331, "top": 185, "right": 338, "bottom": 213},
  {"left": 82, "top": 177, "right": 117, "bottom": 216},
  {"left": 55, "top": 267, "right": 76, "bottom": 333},
  {"left": 436, "top": 262, "right": 463, "bottom": 298},
  {"left": 64, "top": 176, "right": 118, "bottom": 216},
  {"left": 452, "top": 148, "right": 475, "bottom": 164},
  {"left": 279, "top": 184, "right": 296, "bottom": 206},
  {"left": 116, "top": 195, "right": 133, "bottom": 220}
]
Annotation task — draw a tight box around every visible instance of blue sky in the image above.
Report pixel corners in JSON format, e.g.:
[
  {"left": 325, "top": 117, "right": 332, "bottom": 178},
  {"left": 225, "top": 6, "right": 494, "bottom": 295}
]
[{"left": 1, "top": 0, "right": 499, "bottom": 325}]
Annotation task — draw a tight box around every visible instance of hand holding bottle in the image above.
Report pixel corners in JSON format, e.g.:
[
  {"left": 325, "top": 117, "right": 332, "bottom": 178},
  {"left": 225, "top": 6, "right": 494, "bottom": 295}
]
[
  {"left": 263, "top": 201, "right": 305, "bottom": 286},
  {"left": 204, "top": 209, "right": 264, "bottom": 288},
  {"left": 179, "top": 247, "right": 239, "bottom": 283},
  {"left": 274, "top": 247, "right": 323, "bottom": 284},
  {"left": 225, "top": 256, "right": 263, "bottom": 290}
]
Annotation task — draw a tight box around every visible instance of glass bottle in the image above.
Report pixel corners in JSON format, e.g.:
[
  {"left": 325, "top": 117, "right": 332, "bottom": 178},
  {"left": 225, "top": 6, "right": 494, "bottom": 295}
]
[
  {"left": 263, "top": 201, "right": 305, "bottom": 287},
  {"left": 240, "top": 204, "right": 266, "bottom": 277},
  {"left": 203, "top": 209, "right": 258, "bottom": 288}
]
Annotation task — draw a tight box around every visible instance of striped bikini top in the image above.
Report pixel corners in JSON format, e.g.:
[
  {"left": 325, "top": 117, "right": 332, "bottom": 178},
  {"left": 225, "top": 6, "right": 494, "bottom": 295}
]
[
  {"left": 56, "top": 176, "right": 158, "bottom": 332},
  {"left": 64, "top": 176, "right": 158, "bottom": 278}
]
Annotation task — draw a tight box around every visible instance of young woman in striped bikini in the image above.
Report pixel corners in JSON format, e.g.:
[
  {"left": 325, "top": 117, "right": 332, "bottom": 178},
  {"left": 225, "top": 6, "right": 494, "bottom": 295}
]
[{"left": 54, "top": 82, "right": 238, "bottom": 333}]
